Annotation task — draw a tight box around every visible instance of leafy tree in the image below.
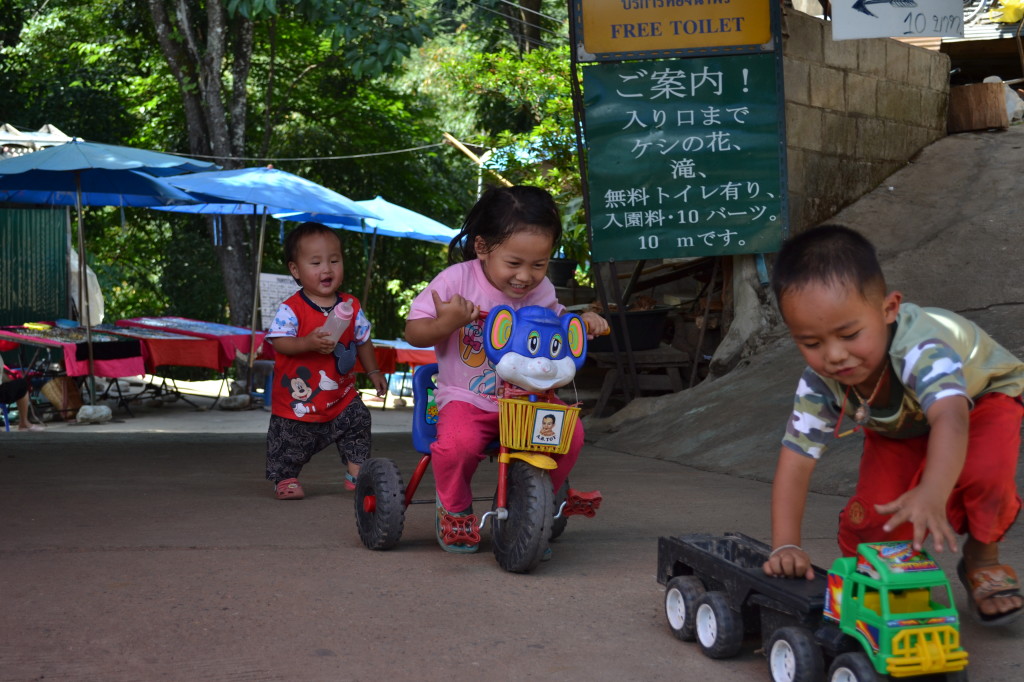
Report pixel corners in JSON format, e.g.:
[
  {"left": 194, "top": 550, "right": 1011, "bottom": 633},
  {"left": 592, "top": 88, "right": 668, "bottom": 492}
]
[
  {"left": 442, "top": 41, "right": 592, "bottom": 269},
  {"left": 144, "top": 0, "right": 438, "bottom": 327}
]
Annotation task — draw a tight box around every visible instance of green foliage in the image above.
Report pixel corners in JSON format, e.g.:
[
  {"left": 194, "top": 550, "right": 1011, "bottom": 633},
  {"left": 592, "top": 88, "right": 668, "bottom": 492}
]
[
  {"left": 442, "top": 42, "right": 592, "bottom": 272},
  {"left": 0, "top": 1, "right": 145, "bottom": 140},
  {"left": 227, "top": 0, "right": 434, "bottom": 78},
  {"left": 2, "top": 0, "right": 593, "bottom": 336}
]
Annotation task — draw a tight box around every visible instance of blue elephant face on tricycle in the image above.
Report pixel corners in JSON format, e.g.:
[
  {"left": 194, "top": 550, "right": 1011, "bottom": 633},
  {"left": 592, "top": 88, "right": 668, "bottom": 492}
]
[{"left": 483, "top": 305, "right": 587, "bottom": 393}]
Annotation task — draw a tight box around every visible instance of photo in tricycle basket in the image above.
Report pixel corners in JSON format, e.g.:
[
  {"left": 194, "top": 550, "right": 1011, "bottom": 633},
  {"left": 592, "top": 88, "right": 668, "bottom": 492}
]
[{"left": 532, "top": 410, "right": 563, "bottom": 445}]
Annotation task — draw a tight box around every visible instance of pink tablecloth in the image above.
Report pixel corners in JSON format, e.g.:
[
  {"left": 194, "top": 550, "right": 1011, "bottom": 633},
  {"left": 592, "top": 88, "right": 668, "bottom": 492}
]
[{"left": 0, "top": 326, "right": 145, "bottom": 378}]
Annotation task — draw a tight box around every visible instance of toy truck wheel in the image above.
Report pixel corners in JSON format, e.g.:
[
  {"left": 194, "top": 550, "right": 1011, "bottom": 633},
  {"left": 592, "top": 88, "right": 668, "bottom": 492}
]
[
  {"left": 550, "top": 479, "right": 569, "bottom": 541},
  {"left": 354, "top": 458, "right": 406, "bottom": 550},
  {"left": 827, "top": 652, "right": 880, "bottom": 682},
  {"left": 491, "top": 460, "right": 554, "bottom": 573},
  {"left": 767, "top": 626, "right": 825, "bottom": 682},
  {"left": 694, "top": 591, "right": 744, "bottom": 659},
  {"left": 665, "top": 575, "right": 705, "bottom": 641}
]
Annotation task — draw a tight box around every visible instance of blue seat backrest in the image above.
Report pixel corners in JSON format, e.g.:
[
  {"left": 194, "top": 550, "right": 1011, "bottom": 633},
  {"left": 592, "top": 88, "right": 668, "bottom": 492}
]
[{"left": 411, "top": 363, "right": 439, "bottom": 454}]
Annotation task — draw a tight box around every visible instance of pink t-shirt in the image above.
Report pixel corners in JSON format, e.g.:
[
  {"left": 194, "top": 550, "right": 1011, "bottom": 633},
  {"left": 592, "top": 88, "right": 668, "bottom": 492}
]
[{"left": 408, "top": 259, "right": 565, "bottom": 413}]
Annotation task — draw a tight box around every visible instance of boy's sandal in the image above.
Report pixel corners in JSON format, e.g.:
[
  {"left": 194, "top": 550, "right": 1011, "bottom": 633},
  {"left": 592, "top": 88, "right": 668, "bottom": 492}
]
[
  {"left": 344, "top": 473, "right": 357, "bottom": 492},
  {"left": 275, "top": 478, "right": 304, "bottom": 500},
  {"left": 956, "top": 558, "right": 1024, "bottom": 627},
  {"left": 435, "top": 500, "right": 480, "bottom": 554}
]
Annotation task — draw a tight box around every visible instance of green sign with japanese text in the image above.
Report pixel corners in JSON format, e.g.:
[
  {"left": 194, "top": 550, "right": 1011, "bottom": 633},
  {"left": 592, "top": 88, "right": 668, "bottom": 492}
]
[{"left": 582, "top": 54, "right": 786, "bottom": 262}]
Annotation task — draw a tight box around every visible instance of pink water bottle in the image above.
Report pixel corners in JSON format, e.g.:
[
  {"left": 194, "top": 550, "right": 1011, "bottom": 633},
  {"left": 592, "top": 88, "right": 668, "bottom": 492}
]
[{"left": 321, "top": 299, "right": 354, "bottom": 345}]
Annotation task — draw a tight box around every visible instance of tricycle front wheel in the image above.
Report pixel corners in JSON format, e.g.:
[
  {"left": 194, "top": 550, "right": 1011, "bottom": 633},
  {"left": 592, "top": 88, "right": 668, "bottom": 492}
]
[{"left": 491, "top": 460, "right": 554, "bottom": 573}]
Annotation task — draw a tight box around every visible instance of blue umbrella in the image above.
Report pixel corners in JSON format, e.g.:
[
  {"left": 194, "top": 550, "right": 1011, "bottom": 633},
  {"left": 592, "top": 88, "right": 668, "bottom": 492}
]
[
  {"left": 0, "top": 168, "right": 195, "bottom": 207},
  {"left": 0, "top": 138, "right": 217, "bottom": 176},
  {"left": 161, "top": 166, "right": 380, "bottom": 224},
  {"left": 305, "top": 195, "right": 456, "bottom": 245},
  {"left": 0, "top": 138, "right": 218, "bottom": 402}
]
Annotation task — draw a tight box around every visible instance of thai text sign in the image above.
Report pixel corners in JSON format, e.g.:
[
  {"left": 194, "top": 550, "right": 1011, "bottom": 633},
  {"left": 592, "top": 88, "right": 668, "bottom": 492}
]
[
  {"left": 583, "top": 55, "right": 785, "bottom": 262},
  {"left": 577, "top": 0, "right": 772, "bottom": 59}
]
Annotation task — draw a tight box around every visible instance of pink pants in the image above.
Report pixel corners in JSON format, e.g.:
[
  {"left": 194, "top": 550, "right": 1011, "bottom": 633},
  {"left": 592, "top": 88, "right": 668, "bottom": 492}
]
[
  {"left": 837, "top": 392, "right": 1023, "bottom": 556},
  {"left": 431, "top": 399, "right": 583, "bottom": 512}
]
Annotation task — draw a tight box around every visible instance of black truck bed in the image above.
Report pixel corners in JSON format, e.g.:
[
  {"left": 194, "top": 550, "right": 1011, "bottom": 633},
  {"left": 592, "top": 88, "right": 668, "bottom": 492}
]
[{"left": 657, "top": 531, "right": 828, "bottom": 625}]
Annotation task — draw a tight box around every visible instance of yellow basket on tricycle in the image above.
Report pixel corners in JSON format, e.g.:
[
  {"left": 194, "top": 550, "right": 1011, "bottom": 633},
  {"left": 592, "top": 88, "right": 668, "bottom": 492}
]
[{"left": 498, "top": 397, "right": 580, "bottom": 455}]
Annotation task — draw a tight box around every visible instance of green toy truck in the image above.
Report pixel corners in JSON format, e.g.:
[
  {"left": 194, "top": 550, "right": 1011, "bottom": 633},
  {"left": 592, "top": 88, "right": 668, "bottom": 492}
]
[{"left": 657, "top": 532, "right": 969, "bottom": 681}]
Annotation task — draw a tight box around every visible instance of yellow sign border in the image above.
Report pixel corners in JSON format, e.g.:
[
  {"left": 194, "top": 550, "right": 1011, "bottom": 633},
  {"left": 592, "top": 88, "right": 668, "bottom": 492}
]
[{"left": 578, "top": 0, "right": 772, "bottom": 56}]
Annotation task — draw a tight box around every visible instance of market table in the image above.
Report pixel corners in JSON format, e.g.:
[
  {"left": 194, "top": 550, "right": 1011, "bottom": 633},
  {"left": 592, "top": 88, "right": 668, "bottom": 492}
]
[
  {"left": 0, "top": 325, "right": 145, "bottom": 378},
  {"left": 117, "top": 317, "right": 266, "bottom": 372},
  {"left": 371, "top": 339, "right": 436, "bottom": 369},
  {"left": 98, "top": 324, "right": 222, "bottom": 373}
]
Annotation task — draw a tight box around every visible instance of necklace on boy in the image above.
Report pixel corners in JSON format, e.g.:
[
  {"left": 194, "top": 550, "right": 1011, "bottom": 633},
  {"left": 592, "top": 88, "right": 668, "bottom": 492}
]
[
  {"left": 849, "top": 366, "right": 888, "bottom": 425},
  {"left": 313, "top": 302, "right": 333, "bottom": 317}
]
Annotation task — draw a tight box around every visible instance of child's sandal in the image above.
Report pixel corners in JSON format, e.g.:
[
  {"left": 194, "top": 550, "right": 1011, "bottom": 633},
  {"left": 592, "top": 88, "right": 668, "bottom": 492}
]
[
  {"left": 275, "top": 478, "right": 304, "bottom": 500},
  {"left": 957, "top": 559, "right": 1024, "bottom": 626},
  {"left": 344, "top": 473, "right": 357, "bottom": 492},
  {"left": 435, "top": 500, "right": 480, "bottom": 553}
]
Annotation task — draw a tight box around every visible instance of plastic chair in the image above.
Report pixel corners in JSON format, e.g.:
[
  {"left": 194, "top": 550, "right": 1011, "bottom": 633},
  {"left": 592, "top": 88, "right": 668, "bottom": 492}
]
[
  {"left": 249, "top": 359, "right": 275, "bottom": 411},
  {"left": 411, "top": 363, "right": 499, "bottom": 456},
  {"left": 411, "top": 363, "right": 439, "bottom": 454}
]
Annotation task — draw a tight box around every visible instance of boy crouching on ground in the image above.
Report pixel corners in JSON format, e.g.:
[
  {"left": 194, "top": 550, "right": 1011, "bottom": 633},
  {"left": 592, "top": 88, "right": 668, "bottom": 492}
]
[{"left": 762, "top": 224, "right": 1024, "bottom": 626}]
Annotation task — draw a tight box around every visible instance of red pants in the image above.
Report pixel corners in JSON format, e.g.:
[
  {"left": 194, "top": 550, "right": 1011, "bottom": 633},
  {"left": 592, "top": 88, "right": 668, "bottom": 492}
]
[
  {"left": 431, "top": 399, "right": 583, "bottom": 512},
  {"left": 837, "top": 392, "right": 1023, "bottom": 556}
]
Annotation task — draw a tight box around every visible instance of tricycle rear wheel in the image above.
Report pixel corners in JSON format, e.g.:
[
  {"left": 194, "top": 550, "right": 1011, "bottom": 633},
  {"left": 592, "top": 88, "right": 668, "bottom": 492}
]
[
  {"left": 354, "top": 457, "right": 406, "bottom": 550},
  {"left": 491, "top": 460, "right": 554, "bottom": 573}
]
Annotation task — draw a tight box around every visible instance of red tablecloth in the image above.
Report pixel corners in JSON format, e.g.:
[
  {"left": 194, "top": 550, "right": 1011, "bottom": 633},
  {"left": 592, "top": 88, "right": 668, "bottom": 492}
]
[
  {"left": 369, "top": 339, "right": 436, "bottom": 369},
  {"left": 261, "top": 338, "right": 435, "bottom": 375},
  {"left": 99, "top": 324, "right": 222, "bottom": 373},
  {"left": 118, "top": 317, "right": 266, "bottom": 372},
  {"left": 0, "top": 326, "right": 145, "bottom": 378}
]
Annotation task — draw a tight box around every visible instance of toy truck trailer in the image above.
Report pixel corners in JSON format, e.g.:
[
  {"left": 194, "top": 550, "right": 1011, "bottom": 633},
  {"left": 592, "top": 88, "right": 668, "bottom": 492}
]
[{"left": 657, "top": 532, "right": 968, "bottom": 682}]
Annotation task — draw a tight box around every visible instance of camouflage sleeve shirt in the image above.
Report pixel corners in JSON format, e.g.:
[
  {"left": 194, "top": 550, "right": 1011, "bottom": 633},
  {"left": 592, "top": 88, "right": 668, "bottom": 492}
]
[{"left": 782, "top": 303, "right": 1024, "bottom": 460}]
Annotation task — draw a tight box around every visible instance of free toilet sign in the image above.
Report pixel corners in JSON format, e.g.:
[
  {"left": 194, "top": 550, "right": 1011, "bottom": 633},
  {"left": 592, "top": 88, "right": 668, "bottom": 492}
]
[{"left": 575, "top": 0, "right": 772, "bottom": 61}]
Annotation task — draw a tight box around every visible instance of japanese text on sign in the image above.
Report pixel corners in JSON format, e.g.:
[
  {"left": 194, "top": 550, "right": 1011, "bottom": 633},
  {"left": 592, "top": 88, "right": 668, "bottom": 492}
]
[{"left": 583, "top": 55, "right": 786, "bottom": 261}]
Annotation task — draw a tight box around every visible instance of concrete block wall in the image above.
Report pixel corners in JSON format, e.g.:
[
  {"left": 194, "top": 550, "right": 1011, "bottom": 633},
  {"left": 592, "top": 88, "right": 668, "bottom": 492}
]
[{"left": 783, "top": 10, "right": 950, "bottom": 233}]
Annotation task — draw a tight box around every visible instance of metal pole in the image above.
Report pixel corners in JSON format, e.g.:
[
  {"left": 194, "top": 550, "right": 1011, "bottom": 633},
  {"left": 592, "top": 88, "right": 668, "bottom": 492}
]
[
  {"left": 689, "top": 257, "right": 719, "bottom": 389},
  {"left": 247, "top": 209, "right": 268, "bottom": 395},
  {"left": 361, "top": 225, "right": 379, "bottom": 304},
  {"left": 75, "top": 173, "right": 95, "bottom": 405}
]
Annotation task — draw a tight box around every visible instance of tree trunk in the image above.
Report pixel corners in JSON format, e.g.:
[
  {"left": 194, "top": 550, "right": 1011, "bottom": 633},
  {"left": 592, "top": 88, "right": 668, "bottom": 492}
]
[
  {"left": 707, "top": 255, "right": 783, "bottom": 379},
  {"left": 147, "top": 0, "right": 256, "bottom": 328},
  {"left": 502, "top": 0, "right": 544, "bottom": 53}
]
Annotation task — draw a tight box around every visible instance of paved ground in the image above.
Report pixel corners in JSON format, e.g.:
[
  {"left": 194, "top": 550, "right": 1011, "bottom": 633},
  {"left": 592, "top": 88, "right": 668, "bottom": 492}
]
[{"left": 2, "top": 385, "right": 1023, "bottom": 681}]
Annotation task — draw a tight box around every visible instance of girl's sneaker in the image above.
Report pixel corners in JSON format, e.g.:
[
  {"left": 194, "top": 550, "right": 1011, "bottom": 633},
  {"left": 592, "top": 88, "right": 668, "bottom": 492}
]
[{"left": 435, "top": 499, "right": 480, "bottom": 553}]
